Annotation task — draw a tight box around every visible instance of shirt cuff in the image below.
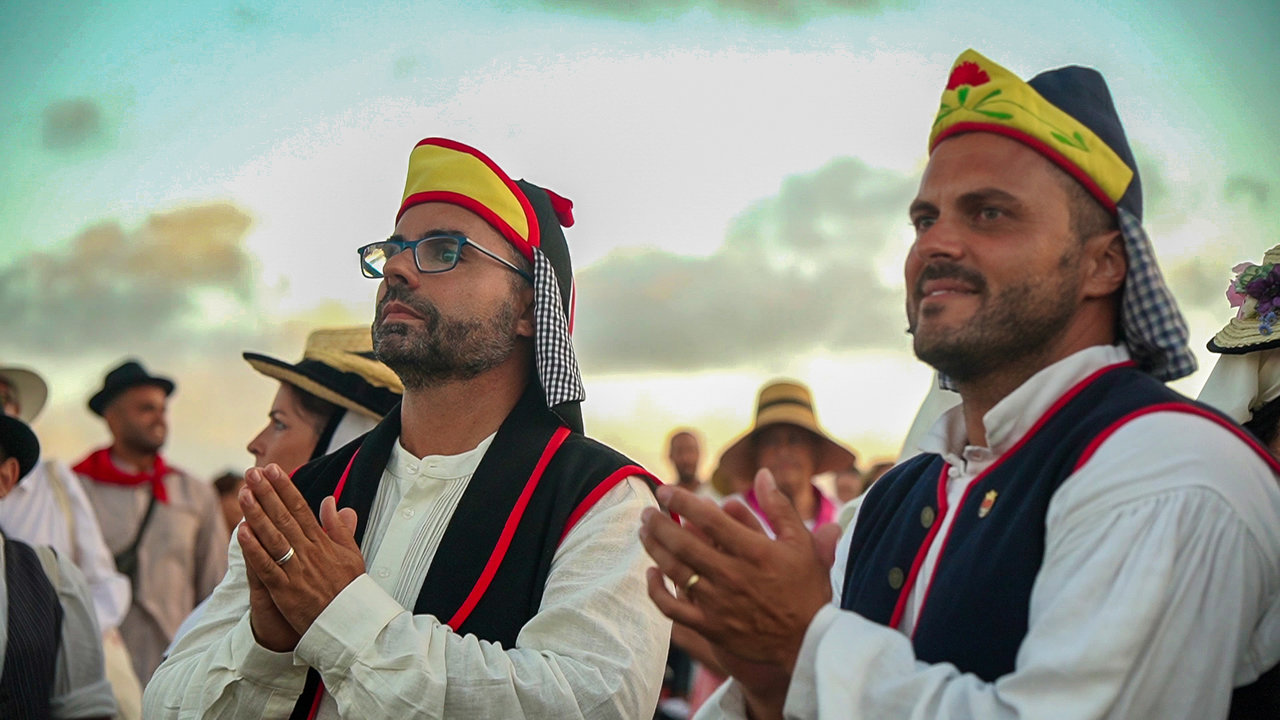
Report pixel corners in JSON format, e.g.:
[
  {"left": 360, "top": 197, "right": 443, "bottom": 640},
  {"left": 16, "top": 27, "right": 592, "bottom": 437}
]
[
  {"left": 693, "top": 676, "right": 748, "bottom": 719},
  {"left": 782, "top": 604, "right": 840, "bottom": 719},
  {"left": 295, "top": 574, "right": 408, "bottom": 680},
  {"left": 230, "top": 613, "right": 305, "bottom": 691}
]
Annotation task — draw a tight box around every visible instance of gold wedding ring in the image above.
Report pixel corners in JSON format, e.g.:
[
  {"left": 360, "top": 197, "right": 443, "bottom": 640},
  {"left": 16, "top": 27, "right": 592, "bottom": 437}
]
[
  {"left": 683, "top": 573, "right": 701, "bottom": 591},
  {"left": 274, "top": 546, "right": 296, "bottom": 566}
]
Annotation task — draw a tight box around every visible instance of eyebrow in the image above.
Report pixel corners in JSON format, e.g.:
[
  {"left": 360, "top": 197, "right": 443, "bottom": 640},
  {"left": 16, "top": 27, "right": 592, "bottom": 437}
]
[{"left": 908, "top": 187, "right": 1025, "bottom": 218}]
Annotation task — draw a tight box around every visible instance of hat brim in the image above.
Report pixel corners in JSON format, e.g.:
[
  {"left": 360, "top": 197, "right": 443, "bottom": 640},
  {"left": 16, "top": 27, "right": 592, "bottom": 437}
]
[
  {"left": 88, "top": 377, "right": 174, "bottom": 417},
  {"left": 244, "top": 353, "right": 396, "bottom": 421},
  {"left": 0, "top": 367, "right": 48, "bottom": 423},
  {"left": 1208, "top": 316, "right": 1280, "bottom": 355},
  {"left": 0, "top": 415, "right": 40, "bottom": 480},
  {"left": 714, "top": 410, "right": 856, "bottom": 496}
]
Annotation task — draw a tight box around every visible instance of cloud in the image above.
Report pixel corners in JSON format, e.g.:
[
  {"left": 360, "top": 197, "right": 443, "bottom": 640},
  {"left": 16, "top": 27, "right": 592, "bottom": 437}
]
[
  {"left": 41, "top": 98, "right": 106, "bottom": 150},
  {"left": 573, "top": 157, "right": 918, "bottom": 373},
  {"left": 0, "top": 203, "right": 261, "bottom": 353},
  {"left": 529, "top": 0, "right": 895, "bottom": 24},
  {"left": 1224, "top": 175, "right": 1271, "bottom": 210}
]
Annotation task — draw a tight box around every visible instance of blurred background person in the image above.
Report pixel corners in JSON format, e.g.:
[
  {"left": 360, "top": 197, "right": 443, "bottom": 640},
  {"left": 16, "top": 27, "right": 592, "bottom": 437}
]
[
  {"left": 666, "top": 427, "right": 712, "bottom": 497},
  {"left": 1, "top": 409, "right": 117, "bottom": 719},
  {"left": 0, "top": 365, "right": 141, "bottom": 719},
  {"left": 210, "top": 471, "right": 245, "bottom": 535},
  {"left": 243, "top": 326, "right": 403, "bottom": 474},
  {"left": 715, "top": 379, "right": 853, "bottom": 536},
  {"left": 832, "top": 462, "right": 865, "bottom": 505},
  {"left": 73, "top": 360, "right": 228, "bottom": 685}
]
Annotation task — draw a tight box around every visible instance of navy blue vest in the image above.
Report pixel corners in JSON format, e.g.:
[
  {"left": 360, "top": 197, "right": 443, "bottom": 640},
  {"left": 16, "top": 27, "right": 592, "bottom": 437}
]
[
  {"left": 286, "top": 383, "right": 659, "bottom": 718},
  {"left": 0, "top": 534, "right": 63, "bottom": 720},
  {"left": 842, "top": 363, "right": 1278, "bottom": 692}
]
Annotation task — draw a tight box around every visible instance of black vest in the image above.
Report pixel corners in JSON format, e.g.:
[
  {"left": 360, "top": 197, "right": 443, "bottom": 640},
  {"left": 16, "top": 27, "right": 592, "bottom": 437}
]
[
  {"left": 841, "top": 364, "right": 1278, "bottom": 711},
  {"left": 0, "top": 534, "right": 63, "bottom": 720},
  {"left": 287, "top": 384, "right": 658, "bottom": 718}
]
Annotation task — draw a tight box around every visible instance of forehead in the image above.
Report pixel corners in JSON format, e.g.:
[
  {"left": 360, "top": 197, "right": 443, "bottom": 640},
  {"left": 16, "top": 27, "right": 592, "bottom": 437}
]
[
  {"left": 395, "top": 202, "right": 508, "bottom": 244},
  {"left": 918, "top": 132, "right": 1068, "bottom": 203},
  {"left": 670, "top": 432, "right": 699, "bottom": 450},
  {"left": 118, "top": 384, "right": 168, "bottom": 406}
]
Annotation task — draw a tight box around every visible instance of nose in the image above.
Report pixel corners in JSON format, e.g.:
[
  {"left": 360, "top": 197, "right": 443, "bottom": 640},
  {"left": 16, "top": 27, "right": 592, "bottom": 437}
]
[
  {"left": 911, "top": 214, "right": 966, "bottom": 263},
  {"left": 381, "top": 245, "right": 421, "bottom": 288},
  {"left": 247, "top": 428, "right": 267, "bottom": 462}
]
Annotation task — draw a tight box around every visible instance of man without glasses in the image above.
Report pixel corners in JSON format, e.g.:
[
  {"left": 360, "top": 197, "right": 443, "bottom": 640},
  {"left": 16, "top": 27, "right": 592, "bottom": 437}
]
[{"left": 641, "top": 50, "right": 1280, "bottom": 719}]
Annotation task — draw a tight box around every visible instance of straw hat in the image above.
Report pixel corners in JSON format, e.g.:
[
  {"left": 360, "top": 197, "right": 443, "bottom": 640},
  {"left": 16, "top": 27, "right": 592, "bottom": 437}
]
[
  {"left": 712, "top": 379, "right": 856, "bottom": 495},
  {"left": 243, "top": 328, "right": 403, "bottom": 421},
  {"left": 1207, "top": 244, "right": 1280, "bottom": 354},
  {"left": 0, "top": 366, "right": 48, "bottom": 423}
]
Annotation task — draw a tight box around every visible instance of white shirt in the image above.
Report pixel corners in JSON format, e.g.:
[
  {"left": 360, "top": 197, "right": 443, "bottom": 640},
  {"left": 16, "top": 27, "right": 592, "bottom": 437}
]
[
  {"left": 144, "top": 432, "right": 671, "bottom": 719},
  {"left": 701, "top": 345, "right": 1280, "bottom": 719},
  {"left": 0, "top": 458, "right": 131, "bottom": 630},
  {"left": 0, "top": 534, "right": 117, "bottom": 719}
]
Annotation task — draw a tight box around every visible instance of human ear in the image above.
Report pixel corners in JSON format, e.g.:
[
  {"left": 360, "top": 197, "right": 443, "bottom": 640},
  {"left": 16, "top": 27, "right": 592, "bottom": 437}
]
[
  {"left": 1081, "top": 231, "right": 1127, "bottom": 299},
  {"left": 0, "top": 457, "right": 20, "bottom": 499}
]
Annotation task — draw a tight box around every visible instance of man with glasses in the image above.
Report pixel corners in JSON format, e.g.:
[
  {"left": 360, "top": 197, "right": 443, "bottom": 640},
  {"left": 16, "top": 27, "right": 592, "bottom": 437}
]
[{"left": 147, "top": 138, "right": 671, "bottom": 719}]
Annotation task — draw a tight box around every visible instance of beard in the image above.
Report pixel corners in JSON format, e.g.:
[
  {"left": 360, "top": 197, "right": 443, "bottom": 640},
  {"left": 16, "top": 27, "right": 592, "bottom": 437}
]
[
  {"left": 908, "top": 250, "right": 1080, "bottom": 384},
  {"left": 373, "top": 284, "right": 521, "bottom": 390}
]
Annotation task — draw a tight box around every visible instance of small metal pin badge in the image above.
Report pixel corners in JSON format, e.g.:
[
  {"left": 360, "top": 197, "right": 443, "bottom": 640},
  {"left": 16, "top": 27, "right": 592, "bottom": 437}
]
[{"left": 978, "top": 490, "right": 998, "bottom": 518}]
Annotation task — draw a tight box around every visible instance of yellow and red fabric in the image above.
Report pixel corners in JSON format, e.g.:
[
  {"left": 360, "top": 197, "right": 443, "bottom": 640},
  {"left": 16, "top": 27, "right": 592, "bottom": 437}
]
[
  {"left": 929, "top": 49, "right": 1135, "bottom": 217},
  {"left": 398, "top": 138, "right": 575, "bottom": 263}
]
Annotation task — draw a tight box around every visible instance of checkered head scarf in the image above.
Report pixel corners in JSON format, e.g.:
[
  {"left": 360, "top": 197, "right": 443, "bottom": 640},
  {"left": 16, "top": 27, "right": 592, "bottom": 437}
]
[
  {"left": 929, "top": 50, "right": 1197, "bottom": 386},
  {"left": 396, "top": 138, "right": 586, "bottom": 432}
]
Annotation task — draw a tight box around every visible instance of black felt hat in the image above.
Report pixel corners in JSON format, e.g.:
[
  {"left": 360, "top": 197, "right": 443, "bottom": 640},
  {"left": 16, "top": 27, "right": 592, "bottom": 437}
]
[
  {"left": 0, "top": 414, "right": 40, "bottom": 481},
  {"left": 88, "top": 360, "right": 175, "bottom": 416}
]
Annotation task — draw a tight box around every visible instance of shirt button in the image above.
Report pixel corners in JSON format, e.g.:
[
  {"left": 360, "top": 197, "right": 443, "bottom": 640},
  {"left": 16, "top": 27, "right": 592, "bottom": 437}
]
[
  {"left": 920, "top": 506, "right": 936, "bottom": 528},
  {"left": 888, "top": 567, "right": 904, "bottom": 590},
  {"left": 376, "top": 568, "right": 390, "bottom": 578},
  {"left": 402, "top": 508, "right": 415, "bottom": 519},
  {"left": 406, "top": 464, "right": 418, "bottom": 474}
]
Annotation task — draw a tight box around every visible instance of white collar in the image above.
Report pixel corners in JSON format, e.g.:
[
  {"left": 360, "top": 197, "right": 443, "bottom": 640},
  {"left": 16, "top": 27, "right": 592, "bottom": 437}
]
[{"left": 919, "top": 345, "right": 1132, "bottom": 462}]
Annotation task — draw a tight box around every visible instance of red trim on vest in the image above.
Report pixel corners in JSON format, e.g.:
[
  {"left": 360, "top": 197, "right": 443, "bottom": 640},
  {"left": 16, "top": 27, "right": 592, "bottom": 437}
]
[
  {"left": 1073, "top": 403, "right": 1280, "bottom": 475},
  {"left": 932, "top": 122, "right": 1120, "bottom": 216},
  {"left": 304, "top": 449, "right": 362, "bottom": 719},
  {"left": 887, "top": 360, "right": 1137, "bottom": 630},
  {"left": 557, "top": 465, "right": 658, "bottom": 545},
  {"left": 333, "top": 450, "right": 359, "bottom": 502},
  {"left": 443, "top": 426, "right": 572, "bottom": 630},
  {"left": 888, "top": 463, "right": 949, "bottom": 629}
]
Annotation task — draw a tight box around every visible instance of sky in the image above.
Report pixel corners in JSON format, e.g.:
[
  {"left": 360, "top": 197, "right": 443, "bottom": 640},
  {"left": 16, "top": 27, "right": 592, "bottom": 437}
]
[{"left": 1, "top": 0, "right": 1277, "bottom": 481}]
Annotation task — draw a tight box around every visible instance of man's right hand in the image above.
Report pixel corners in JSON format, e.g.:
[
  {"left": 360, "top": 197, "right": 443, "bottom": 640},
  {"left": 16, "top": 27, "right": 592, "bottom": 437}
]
[{"left": 245, "top": 559, "right": 300, "bottom": 652}]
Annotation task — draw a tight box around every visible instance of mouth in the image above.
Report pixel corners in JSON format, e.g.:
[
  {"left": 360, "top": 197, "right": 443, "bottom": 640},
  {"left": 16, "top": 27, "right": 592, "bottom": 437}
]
[
  {"left": 919, "top": 279, "right": 980, "bottom": 303},
  {"left": 379, "top": 301, "right": 423, "bottom": 324}
]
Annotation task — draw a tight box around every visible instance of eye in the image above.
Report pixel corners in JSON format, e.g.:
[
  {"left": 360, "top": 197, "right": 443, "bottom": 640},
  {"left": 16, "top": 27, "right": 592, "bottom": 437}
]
[
  {"left": 911, "top": 215, "right": 936, "bottom": 232},
  {"left": 272, "top": 420, "right": 287, "bottom": 431},
  {"left": 978, "top": 207, "right": 1004, "bottom": 221}
]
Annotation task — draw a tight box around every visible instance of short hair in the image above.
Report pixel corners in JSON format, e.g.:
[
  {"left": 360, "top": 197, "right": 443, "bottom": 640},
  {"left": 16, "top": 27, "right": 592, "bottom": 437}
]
[
  {"left": 212, "top": 471, "right": 244, "bottom": 497},
  {"left": 1244, "top": 397, "right": 1280, "bottom": 447},
  {"left": 1054, "top": 168, "right": 1119, "bottom": 241}
]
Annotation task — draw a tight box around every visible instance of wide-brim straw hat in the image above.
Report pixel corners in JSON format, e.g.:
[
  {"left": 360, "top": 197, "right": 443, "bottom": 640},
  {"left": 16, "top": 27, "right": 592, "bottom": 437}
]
[
  {"left": 0, "top": 366, "right": 48, "bottom": 423},
  {"left": 712, "top": 379, "right": 856, "bottom": 496},
  {"left": 1208, "top": 244, "right": 1280, "bottom": 354},
  {"left": 244, "top": 328, "right": 403, "bottom": 421}
]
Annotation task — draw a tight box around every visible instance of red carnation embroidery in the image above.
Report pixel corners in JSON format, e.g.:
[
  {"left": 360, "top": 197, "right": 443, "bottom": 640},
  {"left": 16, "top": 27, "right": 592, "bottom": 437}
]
[{"left": 946, "top": 61, "right": 990, "bottom": 90}]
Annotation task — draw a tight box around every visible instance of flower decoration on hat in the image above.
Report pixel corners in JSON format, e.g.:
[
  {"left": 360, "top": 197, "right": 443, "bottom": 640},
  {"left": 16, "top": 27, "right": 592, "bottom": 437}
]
[{"left": 1227, "top": 261, "right": 1280, "bottom": 334}]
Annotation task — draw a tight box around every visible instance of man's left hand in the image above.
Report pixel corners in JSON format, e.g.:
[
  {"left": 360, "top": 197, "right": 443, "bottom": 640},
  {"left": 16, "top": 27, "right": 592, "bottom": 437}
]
[
  {"left": 639, "top": 469, "right": 833, "bottom": 673},
  {"left": 237, "top": 464, "right": 365, "bottom": 636}
]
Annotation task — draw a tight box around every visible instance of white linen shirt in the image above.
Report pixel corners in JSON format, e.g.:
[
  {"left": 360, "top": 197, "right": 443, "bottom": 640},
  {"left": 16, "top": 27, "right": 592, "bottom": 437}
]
[
  {"left": 0, "top": 458, "right": 131, "bottom": 630},
  {"left": 144, "top": 432, "right": 671, "bottom": 719},
  {"left": 701, "top": 345, "right": 1280, "bottom": 719}
]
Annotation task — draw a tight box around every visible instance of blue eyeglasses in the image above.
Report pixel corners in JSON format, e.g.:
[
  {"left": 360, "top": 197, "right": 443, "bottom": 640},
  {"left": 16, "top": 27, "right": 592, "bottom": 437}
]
[{"left": 357, "top": 233, "right": 533, "bottom": 283}]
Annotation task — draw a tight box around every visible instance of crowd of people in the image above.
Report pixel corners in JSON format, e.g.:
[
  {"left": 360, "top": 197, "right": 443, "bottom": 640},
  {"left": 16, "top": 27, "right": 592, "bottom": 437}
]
[{"left": 0, "top": 48, "right": 1276, "bottom": 719}]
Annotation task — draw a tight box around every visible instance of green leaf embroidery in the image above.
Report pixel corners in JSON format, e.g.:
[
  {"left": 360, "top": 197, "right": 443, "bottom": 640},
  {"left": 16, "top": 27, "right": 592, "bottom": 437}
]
[
  {"left": 958, "top": 86, "right": 969, "bottom": 105},
  {"left": 1073, "top": 131, "right": 1088, "bottom": 150},
  {"left": 976, "top": 110, "right": 1013, "bottom": 119},
  {"left": 973, "top": 88, "right": 1002, "bottom": 107},
  {"left": 1051, "top": 131, "right": 1071, "bottom": 145}
]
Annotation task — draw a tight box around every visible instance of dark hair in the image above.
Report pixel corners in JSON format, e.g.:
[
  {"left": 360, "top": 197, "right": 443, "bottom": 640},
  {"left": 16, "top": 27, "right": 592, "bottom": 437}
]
[
  {"left": 1054, "top": 169, "right": 1119, "bottom": 241},
  {"left": 1243, "top": 396, "right": 1280, "bottom": 447},
  {"left": 212, "top": 471, "right": 244, "bottom": 497},
  {"left": 288, "top": 384, "right": 340, "bottom": 434}
]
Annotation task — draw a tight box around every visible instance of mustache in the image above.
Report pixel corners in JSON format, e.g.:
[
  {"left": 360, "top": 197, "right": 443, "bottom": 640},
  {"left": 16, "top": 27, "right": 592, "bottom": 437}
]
[
  {"left": 914, "top": 262, "right": 987, "bottom": 298},
  {"left": 376, "top": 284, "right": 440, "bottom": 323}
]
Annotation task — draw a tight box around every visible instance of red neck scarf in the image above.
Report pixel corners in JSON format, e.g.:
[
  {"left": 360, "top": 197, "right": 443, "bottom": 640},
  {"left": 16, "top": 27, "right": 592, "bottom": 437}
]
[
  {"left": 744, "top": 483, "right": 836, "bottom": 533},
  {"left": 73, "top": 448, "right": 170, "bottom": 504}
]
